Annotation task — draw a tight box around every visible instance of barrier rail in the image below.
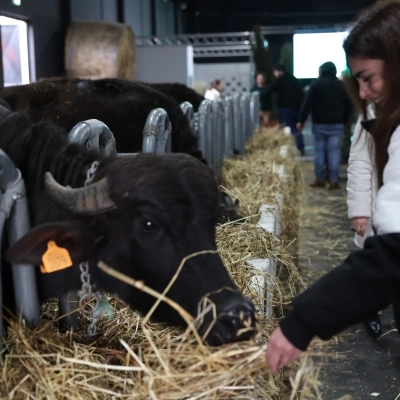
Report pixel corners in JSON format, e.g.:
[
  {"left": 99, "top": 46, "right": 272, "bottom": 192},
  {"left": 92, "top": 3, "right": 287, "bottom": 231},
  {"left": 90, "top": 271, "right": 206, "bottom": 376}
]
[
  {"left": 198, "top": 99, "right": 213, "bottom": 165},
  {"left": 0, "top": 150, "right": 41, "bottom": 351},
  {"left": 67, "top": 119, "right": 117, "bottom": 157},
  {"left": 142, "top": 108, "right": 172, "bottom": 154},
  {"left": 186, "top": 91, "right": 260, "bottom": 171},
  {"left": 180, "top": 101, "right": 195, "bottom": 132}
]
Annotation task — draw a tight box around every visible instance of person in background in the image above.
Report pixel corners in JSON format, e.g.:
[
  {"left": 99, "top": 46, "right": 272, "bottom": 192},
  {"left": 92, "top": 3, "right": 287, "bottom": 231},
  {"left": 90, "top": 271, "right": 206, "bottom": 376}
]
[
  {"left": 261, "top": 64, "right": 305, "bottom": 154},
  {"left": 250, "top": 72, "right": 273, "bottom": 127},
  {"left": 297, "top": 61, "right": 353, "bottom": 189},
  {"left": 265, "top": 0, "right": 400, "bottom": 374},
  {"left": 204, "top": 79, "right": 224, "bottom": 101}
]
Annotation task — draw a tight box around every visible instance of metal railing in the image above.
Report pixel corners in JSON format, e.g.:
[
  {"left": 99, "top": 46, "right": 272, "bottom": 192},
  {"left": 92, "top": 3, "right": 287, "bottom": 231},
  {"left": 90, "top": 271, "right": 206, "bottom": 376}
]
[
  {"left": 0, "top": 150, "right": 41, "bottom": 351},
  {"left": 190, "top": 91, "right": 260, "bottom": 175}
]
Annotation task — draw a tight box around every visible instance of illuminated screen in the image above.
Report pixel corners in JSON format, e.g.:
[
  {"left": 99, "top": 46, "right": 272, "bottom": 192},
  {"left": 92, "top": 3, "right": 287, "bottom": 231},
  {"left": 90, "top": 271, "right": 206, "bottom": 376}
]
[{"left": 293, "top": 32, "right": 349, "bottom": 79}]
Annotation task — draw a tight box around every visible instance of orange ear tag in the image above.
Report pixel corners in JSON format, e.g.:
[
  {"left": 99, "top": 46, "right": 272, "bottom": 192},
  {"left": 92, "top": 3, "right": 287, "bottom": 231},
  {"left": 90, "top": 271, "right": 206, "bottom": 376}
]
[{"left": 40, "top": 241, "right": 73, "bottom": 274}]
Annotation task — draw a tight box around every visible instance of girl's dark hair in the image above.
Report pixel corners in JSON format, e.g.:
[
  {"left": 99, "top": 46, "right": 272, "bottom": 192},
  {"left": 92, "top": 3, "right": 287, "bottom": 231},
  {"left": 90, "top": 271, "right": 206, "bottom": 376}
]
[{"left": 343, "top": 0, "right": 400, "bottom": 187}]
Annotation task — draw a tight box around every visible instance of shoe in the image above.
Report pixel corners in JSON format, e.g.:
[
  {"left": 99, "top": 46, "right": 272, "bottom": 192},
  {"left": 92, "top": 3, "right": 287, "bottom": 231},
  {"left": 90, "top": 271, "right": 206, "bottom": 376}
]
[
  {"left": 309, "top": 180, "right": 326, "bottom": 188},
  {"left": 329, "top": 181, "right": 340, "bottom": 189},
  {"left": 363, "top": 315, "right": 382, "bottom": 338}
]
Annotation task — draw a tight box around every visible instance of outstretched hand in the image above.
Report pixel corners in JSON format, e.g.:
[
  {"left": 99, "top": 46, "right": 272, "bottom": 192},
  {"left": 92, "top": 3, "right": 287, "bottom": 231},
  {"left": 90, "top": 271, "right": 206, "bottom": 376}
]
[
  {"left": 351, "top": 216, "right": 369, "bottom": 237},
  {"left": 265, "top": 327, "right": 302, "bottom": 373}
]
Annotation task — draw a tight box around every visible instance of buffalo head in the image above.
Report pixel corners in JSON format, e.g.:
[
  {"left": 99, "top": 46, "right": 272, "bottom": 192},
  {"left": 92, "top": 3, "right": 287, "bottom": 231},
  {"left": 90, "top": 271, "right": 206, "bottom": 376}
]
[
  {"left": 6, "top": 153, "right": 257, "bottom": 345},
  {"left": 218, "top": 191, "right": 244, "bottom": 224}
]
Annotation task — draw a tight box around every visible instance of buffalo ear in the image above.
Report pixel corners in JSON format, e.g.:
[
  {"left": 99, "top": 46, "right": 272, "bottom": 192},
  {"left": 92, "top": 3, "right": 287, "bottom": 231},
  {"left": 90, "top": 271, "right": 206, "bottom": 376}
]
[{"left": 5, "top": 221, "right": 103, "bottom": 265}]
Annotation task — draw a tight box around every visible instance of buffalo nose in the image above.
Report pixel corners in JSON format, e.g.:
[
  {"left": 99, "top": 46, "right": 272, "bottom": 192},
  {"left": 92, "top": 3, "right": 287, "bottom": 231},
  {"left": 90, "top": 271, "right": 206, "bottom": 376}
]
[{"left": 217, "top": 302, "right": 257, "bottom": 338}]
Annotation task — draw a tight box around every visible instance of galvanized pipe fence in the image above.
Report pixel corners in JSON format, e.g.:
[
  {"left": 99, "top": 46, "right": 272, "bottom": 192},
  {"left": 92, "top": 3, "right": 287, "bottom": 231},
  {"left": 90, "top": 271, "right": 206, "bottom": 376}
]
[{"left": 191, "top": 91, "right": 260, "bottom": 176}]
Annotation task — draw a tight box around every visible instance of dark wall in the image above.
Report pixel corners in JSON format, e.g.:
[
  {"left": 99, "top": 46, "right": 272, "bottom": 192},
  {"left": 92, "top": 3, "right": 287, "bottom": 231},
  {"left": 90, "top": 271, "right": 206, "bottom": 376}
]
[
  {"left": 70, "top": 0, "right": 118, "bottom": 22},
  {"left": 184, "top": 0, "right": 378, "bottom": 33}
]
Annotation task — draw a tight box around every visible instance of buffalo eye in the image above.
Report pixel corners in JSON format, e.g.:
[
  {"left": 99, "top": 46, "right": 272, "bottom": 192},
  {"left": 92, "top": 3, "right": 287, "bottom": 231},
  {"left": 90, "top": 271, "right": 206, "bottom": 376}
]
[{"left": 141, "top": 220, "right": 158, "bottom": 233}]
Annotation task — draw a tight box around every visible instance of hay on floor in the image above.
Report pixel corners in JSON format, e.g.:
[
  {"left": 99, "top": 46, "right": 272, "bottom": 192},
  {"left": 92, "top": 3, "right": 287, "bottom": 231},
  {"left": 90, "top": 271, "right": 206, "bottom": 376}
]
[{"left": 0, "top": 127, "right": 319, "bottom": 399}]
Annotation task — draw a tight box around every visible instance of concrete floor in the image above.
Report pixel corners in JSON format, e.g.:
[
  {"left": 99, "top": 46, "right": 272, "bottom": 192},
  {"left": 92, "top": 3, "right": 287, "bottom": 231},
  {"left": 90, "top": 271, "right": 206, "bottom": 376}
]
[{"left": 297, "top": 159, "right": 400, "bottom": 399}]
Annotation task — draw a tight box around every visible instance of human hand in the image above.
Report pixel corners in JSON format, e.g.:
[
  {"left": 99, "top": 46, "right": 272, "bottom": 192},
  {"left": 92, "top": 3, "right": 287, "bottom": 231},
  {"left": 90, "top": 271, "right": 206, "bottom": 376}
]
[
  {"left": 296, "top": 122, "right": 304, "bottom": 131},
  {"left": 351, "top": 217, "right": 369, "bottom": 237},
  {"left": 265, "top": 327, "right": 302, "bottom": 374}
]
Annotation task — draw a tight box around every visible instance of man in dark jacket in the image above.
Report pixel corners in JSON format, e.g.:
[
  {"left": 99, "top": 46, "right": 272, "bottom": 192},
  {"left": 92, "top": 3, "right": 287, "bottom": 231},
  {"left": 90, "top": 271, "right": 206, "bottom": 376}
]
[
  {"left": 297, "top": 61, "right": 353, "bottom": 189},
  {"left": 262, "top": 64, "right": 305, "bottom": 154}
]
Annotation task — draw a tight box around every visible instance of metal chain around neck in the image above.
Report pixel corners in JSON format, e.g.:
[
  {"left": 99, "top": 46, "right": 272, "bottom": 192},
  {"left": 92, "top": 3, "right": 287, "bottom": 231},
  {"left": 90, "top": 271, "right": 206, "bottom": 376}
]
[
  {"left": 79, "top": 160, "right": 100, "bottom": 339},
  {"left": 85, "top": 160, "right": 99, "bottom": 186}
]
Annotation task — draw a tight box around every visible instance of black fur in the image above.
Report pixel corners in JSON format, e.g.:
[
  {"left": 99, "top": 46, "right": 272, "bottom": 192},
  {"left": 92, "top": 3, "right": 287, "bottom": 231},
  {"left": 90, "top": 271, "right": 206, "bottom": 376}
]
[
  {"left": 0, "top": 78, "right": 204, "bottom": 162},
  {"left": 141, "top": 82, "right": 205, "bottom": 112}
]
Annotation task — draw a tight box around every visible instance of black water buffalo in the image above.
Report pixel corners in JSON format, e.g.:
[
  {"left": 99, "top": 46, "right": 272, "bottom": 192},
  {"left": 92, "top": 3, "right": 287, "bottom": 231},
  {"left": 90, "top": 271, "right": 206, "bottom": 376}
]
[
  {"left": 141, "top": 82, "right": 205, "bottom": 112},
  {"left": 0, "top": 103, "right": 256, "bottom": 345},
  {"left": 0, "top": 78, "right": 204, "bottom": 161}
]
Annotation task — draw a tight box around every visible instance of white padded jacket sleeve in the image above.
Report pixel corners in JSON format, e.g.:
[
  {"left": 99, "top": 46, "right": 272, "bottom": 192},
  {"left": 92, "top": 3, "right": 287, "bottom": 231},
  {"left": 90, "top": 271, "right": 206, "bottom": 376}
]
[
  {"left": 347, "top": 115, "right": 374, "bottom": 219},
  {"left": 374, "top": 126, "right": 400, "bottom": 234}
]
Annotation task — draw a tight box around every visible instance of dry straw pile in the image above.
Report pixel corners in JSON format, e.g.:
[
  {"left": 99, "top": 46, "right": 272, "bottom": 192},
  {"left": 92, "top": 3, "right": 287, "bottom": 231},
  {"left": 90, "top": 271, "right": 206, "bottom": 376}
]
[{"left": 0, "top": 127, "right": 320, "bottom": 399}]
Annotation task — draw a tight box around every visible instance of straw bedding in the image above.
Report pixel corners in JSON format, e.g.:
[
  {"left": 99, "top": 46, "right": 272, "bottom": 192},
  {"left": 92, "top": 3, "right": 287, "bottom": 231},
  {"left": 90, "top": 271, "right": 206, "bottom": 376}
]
[{"left": 0, "top": 127, "right": 319, "bottom": 399}]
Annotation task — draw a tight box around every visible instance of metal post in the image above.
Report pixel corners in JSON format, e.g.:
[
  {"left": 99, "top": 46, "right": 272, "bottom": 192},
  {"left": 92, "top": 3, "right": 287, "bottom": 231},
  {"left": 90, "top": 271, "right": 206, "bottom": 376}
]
[
  {"left": 245, "top": 93, "right": 252, "bottom": 139},
  {"left": 223, "top": 96, "right": 234, "bottom": 158},
  {"left": 250, "top": 91, "right": 260, "bottom": 133},
  {"left": 212, "top": 98, "right": 224, "bottom": 175},
  {"left": 67, "top": 119, "right": 117, "bottom": 156},
  {"left": 232, "top": 93, "right": 243, "bottom": 155},
  {"left": 58, "top": 291, "right": 79, "bottom": 332},
  {"left": 198, "top": 100, "right": 213, "bottom": 165},
  {"left": 0, "top": 150, "right": 41, "bottom": 331},
  {"left": 142, "top": 108, "right": 172, "bottom": 154},
  {"left": 240, "top": 93, "right": 250, "bottom": 141},
  {"left": 239, "top": 94, "right": 249, "bottom": 153}
]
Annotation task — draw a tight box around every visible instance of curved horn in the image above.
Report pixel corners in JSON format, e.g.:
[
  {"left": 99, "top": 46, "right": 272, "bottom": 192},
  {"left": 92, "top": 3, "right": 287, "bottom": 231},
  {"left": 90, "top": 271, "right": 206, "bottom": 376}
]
[
  {"left": 44, "top": 172, "right": 117, "bottom": 215},
  {"left": 220, "top": 192, "right": 233, "bottom": 208}
]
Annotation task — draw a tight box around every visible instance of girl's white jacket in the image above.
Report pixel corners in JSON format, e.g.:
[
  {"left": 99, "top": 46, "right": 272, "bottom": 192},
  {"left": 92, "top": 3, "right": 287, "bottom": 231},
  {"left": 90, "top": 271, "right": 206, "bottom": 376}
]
[
  {"left": 374, "top": 124, "right": 400, "bottom": 236},
  {"left": 346, "top": 106, "right": 376, "bottom": 248},
  {"left": 348, "top": 105, "right": 400, "bottom": 246}
]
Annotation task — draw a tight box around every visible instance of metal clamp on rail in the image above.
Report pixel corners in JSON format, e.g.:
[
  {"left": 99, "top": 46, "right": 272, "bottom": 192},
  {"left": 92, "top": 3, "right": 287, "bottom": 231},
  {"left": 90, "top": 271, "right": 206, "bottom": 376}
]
[
  {"left": 142, "top": 108, "right": 172, "bottom": 154},
  {"left": 0, "top": 150, "right": 40, "bottom": 349},
  {"left": 67, "top": 119, "right": 117, "bottom": 157}
]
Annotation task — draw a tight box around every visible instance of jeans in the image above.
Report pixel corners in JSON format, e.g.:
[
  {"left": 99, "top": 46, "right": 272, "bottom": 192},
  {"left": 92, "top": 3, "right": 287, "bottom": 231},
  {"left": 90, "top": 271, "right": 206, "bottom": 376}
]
[
  {"left": 312, "top": 123, "right": 344, "bottom": 182},
  {"left": 279, "top": 107, "right": 305, "bottom": 153}
]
